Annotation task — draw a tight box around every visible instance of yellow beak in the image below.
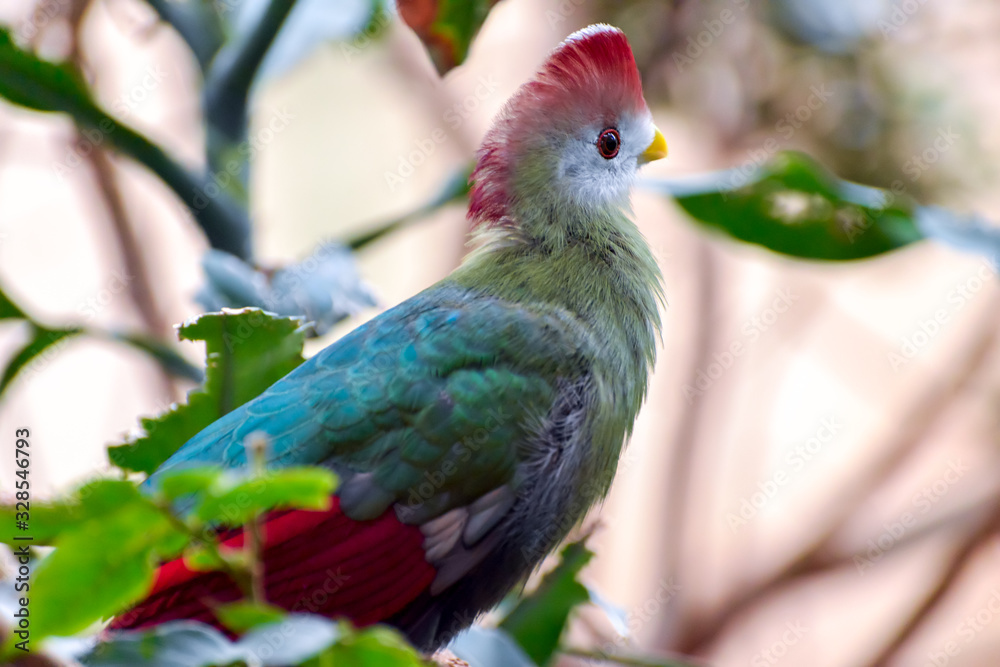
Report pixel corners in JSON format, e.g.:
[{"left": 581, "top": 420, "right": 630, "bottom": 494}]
[{"left": 639, "top": 126, "right": 668, "bottom": 164}]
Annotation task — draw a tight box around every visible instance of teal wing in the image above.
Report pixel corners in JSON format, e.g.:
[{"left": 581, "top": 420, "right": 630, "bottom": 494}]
[{"left": 149, "top": 282, "right": 593, "bottom": 530}]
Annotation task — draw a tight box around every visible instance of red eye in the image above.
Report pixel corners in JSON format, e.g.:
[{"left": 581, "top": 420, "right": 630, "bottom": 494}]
[{"left": 597, "top": 128, "right": 620, "bottom": 159}]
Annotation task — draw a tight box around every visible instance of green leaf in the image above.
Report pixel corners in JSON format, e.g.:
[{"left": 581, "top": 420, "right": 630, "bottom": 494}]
[
  {"left": 156, "top": 467, "right": 223, "bottom": 502},
  {"left": 84, "top": 616, "right": 429, "bottom": 666},
  {"left": 194, "top": 467, "right": 336, "bottom": 525},
  {"left": 212, "top": 601, "right": 286, "bottom": 634},
  {"left": 0, "top": 479, "right": 138, "bottom": 545},
  {"left": 0, "top": 286, "right": 26, "bottom": 320},
  {"left": 108, "top": 309, "right": 308, "bottom": 475},
  {"left": 397, "top": 0, "right": 501, "bottom": 74},
  {"left": 0, "top": 28, "right": 251, "bottom": 258},
  {"left": 321, "top": 623, "right": 429, "bottom": 667},
  {"left": 0, "top": 325, "right": 81, "bottom": 402},
  {"left": 648, "top": 151, "right": 925, "bottom": 261},
  {"left": 21, "top": 484, "right": 187, "bottom": 644},
  {"left": 0, "top": 29, "right": 98, "bottom": 116},
  {"left": 500, "top": 539, "right": 594, "bottom": 666},
  {"left": 182, "top": 542, "right": 237, "bottom": 572}
]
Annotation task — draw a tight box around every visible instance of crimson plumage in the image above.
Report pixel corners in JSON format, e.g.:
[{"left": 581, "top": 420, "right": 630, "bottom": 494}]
[{"left": 110, "top": 500, "right": 435, "bottom": 631}]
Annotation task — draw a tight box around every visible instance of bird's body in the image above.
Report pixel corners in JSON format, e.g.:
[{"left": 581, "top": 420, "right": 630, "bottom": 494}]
[{"left": 112, "top": 24, "right": 667, "bottom": 650}]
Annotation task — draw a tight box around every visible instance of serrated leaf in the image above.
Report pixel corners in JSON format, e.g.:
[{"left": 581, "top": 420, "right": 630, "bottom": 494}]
[
  {"left": 0, "top": 28, "right": 252, "bottom": 259},
  {"left": 108, "top": 309, "right": 308, "bottom": 475},
  {"left": 212, "top": 601, "right": 286, "bottom": 634},
  {"left": 195, "top": 467, "right": 336, "bottom": 525},
  {"left": 647, "top": 151, "right": 925, "bottom": 261},
  {"left": 397, "top": 0, "right": 502, "bottom": 74},
  {"left": 500, "top": 539, "right": 594, "bottom": 666}
]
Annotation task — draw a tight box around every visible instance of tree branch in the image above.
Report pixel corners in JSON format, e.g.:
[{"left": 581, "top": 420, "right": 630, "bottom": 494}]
[
  {"left": 143, "top": 0, "right": 224, "bottom": 72},
  {"left": 677, "top": 292, "right": 1000, "bottom": 654},
  {"left": 866, "top": 495, "right": 1000, "bottom": 666},
  {"left": 203, "top": 0, "right": 299, "bottom": 145}
]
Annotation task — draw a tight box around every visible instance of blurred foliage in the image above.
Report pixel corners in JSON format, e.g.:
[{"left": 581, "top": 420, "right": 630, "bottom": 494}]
[
  {"left": 500, "top": 539, "right": 593, "bottom": 664},
  {"left": 0, "top": 284, "right": 200, "bottom": 403},
  {"left": 604, "top": 0, "right": 979, "bottom": 199},
  {"left": 82, "top": 616, "right": 430, "bottom": 667},
  {"left": 0, "top": 310, "right": 692, "bottom": 666},
  {"left": 0, "top": 0, "right": 998, "bottom": 665},
  {"left": 0, "top": 28, "right": 252, "bottom": 259},
  {"left": 397, "top": 0, "right": 501, "bottom": 74},
  {"left": 647, "top": 151, "right": 922, "bottom": 261},
  {"left": 196, "top": 245, "right": 377, "bottom": 337}
]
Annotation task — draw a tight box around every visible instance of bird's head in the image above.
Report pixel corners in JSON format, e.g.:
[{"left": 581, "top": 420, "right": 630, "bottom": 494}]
[{"left": 468, "top": 24, "right": 667, "bottom": 236}]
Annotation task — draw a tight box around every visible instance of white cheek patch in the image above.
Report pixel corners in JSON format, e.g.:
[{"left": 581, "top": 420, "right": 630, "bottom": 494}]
[{"left": 556, "top": 113, "right": 654, "bottom": 210}]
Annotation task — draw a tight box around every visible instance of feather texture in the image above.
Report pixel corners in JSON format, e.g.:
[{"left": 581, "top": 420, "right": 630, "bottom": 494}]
[{"left": 113, "top": 24, "right": 666, "bottom": 652}]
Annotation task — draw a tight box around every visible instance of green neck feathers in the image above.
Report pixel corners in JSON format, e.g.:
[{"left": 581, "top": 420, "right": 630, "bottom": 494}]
[{"left": 452, "top": 206, "right": 663, "bottom": 419}]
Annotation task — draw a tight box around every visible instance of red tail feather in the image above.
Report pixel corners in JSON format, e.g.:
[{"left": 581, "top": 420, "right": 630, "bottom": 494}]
[{"left": 110, "top": 497, "right": 435, "bottom": 631}]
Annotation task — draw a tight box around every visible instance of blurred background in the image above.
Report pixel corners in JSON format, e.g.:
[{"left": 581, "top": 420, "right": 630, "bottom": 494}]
[{"left": 1, "top": 0, "right": 999, "bottom": 665}]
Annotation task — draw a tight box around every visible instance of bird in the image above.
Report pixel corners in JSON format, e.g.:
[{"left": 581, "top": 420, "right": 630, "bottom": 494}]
[{"left": 111, "top": 23, "right": 668, "bottom": 651}]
